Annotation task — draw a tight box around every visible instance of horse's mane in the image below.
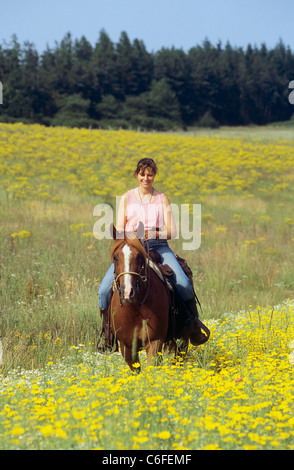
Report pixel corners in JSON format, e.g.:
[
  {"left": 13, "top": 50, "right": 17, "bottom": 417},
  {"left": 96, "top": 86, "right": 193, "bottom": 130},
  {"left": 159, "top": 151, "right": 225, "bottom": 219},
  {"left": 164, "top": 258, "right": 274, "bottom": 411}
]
[{"left": 110, "top": 236, "right": 147, "bottom": 260}]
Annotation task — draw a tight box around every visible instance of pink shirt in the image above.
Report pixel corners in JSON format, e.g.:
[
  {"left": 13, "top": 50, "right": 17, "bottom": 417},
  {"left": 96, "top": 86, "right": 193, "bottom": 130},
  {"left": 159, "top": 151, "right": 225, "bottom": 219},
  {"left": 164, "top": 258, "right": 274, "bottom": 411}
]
[{"left": 125, "top": 189, "right": 165, "bottom": 232}]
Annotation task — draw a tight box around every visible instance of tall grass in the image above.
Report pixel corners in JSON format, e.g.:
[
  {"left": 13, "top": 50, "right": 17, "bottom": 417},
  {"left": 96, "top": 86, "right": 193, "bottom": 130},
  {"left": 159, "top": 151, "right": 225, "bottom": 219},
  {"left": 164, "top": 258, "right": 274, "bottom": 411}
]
[{"left": 1, "top": 190, "right": 293, "bottom": 372}]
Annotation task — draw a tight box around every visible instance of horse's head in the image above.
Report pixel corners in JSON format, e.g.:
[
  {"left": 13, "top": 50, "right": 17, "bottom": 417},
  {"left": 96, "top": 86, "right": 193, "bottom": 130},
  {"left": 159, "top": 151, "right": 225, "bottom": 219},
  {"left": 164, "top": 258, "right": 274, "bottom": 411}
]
[{"left": 110, "top": 223, "right": 147, "bottom": 304}]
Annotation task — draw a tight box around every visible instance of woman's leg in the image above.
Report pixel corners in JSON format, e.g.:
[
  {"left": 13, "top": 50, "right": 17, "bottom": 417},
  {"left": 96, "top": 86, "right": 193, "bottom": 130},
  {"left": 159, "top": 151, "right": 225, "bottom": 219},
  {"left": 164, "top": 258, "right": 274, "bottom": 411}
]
[
  {"left": 154, "top": 245, "right": 209, "bottom": 345},
  {"left": 98, "top": 263, "right": 114, "bottom": 310},
  {"left": 97, "top": 263, "right": 118, "bottom": 352},
  {"left": 155, "top": 245, "right": 194, "bottom": 301}
]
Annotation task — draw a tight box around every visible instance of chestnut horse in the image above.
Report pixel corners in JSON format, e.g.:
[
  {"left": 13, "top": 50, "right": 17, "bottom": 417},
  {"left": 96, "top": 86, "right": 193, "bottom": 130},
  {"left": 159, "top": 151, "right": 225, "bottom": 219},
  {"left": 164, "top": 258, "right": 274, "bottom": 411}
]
[{"left": 109, "top": 224, "right": 181, "bottom": 371}]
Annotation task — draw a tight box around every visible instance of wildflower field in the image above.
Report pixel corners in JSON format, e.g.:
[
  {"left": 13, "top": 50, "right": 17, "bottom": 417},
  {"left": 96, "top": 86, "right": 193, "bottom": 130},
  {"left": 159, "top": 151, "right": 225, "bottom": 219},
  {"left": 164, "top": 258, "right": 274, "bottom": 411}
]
[{"left": 0, "top": 122, "right": 294, "bottom": 450}]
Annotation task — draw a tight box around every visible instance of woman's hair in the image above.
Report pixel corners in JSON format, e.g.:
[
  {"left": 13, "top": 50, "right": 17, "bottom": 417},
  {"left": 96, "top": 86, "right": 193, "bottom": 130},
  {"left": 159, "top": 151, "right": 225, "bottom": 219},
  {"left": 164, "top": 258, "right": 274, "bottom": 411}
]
[{"left": 134, "top": 158, "right": 157, "bottom": 177}]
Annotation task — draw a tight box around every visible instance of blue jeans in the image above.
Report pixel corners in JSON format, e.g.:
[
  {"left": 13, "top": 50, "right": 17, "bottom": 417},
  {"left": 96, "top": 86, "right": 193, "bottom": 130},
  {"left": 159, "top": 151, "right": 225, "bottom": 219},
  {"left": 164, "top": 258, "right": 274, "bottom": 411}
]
[{"left": 98, "top": 240, "right": 194, "bottom": 310}]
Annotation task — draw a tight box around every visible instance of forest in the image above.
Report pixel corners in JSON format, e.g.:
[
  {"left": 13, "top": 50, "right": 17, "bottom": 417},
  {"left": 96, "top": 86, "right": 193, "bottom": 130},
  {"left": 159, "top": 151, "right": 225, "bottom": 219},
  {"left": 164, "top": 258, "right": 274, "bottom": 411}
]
[{"left": 0, "top": 30, "right": 293, "bottom": 130}]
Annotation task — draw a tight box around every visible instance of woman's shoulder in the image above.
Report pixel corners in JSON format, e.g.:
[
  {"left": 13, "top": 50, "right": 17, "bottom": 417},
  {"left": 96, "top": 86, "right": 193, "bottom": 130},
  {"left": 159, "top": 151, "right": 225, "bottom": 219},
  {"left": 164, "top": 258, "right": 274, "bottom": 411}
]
[
  {"left": 122, "top": 189, "right": 134, "bottom": 199},
  {"left": 122, "top": 189, "right": 138, "bottom": 205},
  {"left": 153, "top": 188, "right": 164, "bottom": 198},
  {"left": 161, "top": 193, "right": 172, "bottom": 207},
  {"left": 118, "top": 191, "right": 130, "bottom": 209}
]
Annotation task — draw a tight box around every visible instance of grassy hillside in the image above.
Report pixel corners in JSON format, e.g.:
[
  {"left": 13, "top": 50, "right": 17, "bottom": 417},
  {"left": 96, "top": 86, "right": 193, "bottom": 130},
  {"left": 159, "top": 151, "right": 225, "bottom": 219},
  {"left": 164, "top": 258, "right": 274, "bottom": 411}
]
[
  {"left": 1, "top": 123, "right": 294, "bottom": 450},
  {"left": 0, "top": 123, "right": 293, "bottom": 372}
]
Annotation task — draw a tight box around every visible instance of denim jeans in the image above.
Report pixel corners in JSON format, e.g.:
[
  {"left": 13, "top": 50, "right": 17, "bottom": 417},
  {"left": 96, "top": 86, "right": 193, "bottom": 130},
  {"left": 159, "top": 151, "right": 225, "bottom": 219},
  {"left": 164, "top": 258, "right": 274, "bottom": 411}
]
[{"left": 98, "top": 240, "right": 194, "bottom": 310}]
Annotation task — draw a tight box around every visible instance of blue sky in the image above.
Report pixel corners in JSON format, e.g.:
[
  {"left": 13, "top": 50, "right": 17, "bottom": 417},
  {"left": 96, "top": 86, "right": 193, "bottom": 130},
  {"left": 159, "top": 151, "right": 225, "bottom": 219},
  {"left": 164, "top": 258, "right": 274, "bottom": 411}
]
[{"left": 1, "top": 0, "right": 293, "bottom": 52}]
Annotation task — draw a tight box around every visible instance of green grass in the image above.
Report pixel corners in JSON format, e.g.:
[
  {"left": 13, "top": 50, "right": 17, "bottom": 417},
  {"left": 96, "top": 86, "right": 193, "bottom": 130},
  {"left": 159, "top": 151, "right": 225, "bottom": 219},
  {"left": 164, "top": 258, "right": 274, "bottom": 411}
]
[
  {"left": 0, "top": 125, "right": 293, "bottom": 374},
  {"left": 1, "top": 124, "right": 294, "bottom": 451}
]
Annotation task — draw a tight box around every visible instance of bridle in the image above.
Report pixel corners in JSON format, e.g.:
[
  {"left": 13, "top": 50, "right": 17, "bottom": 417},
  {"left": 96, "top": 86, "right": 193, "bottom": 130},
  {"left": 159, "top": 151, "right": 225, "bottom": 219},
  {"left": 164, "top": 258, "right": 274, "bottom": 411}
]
[
  {"left": 113, "top": 241, "right": 151, "bottom": 306},
  {"left": 113, "top": 271, "right": 147, "bottom": 291}
]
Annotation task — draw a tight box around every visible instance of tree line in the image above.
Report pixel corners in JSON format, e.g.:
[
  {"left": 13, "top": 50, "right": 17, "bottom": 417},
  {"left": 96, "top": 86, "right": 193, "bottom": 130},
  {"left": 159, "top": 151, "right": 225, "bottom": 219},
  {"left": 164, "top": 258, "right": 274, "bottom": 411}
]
[{"left": 0, "top": 30, "right": 293, "bottom": 130}]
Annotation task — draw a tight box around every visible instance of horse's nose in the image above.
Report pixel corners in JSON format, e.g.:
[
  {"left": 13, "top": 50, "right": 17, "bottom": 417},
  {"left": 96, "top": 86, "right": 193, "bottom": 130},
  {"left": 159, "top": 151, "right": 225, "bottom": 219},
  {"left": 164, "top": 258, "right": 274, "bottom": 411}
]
[
  {"left": 129, "top": 287, "right": 135, "bottom": 300},
  {"left": 122, "top": 286, "right": 135, "bottom": 303}
]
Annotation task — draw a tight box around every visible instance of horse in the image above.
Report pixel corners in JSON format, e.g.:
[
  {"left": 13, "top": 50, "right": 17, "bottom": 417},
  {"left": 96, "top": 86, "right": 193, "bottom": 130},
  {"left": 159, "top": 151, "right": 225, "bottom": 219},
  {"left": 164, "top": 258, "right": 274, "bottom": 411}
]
[{"left": 109, "top": 223, "right": 188, "bottom": 371}]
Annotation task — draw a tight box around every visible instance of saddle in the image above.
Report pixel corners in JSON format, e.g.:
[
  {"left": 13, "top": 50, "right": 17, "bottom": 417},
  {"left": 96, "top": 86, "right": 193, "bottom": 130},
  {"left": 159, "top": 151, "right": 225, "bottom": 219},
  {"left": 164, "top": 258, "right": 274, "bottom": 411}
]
[
  {"left": 149, "top": 250, "right": 196, "bottom": 340},
  {"left": 148, "top": 250, "right": 203, "bottom": 341},
  {"left": 148, "top": 250, "right": 194, "bottom": 290},
  {"left": 97, "top": 250, "right": 206, "bottom": 352}
]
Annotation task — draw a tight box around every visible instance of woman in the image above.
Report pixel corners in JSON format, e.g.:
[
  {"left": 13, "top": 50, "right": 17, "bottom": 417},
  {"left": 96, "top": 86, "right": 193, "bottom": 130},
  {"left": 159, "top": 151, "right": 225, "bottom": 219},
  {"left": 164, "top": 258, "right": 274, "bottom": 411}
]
[{"left": 98, "top": 157, "right": 208, "bottom": 347}]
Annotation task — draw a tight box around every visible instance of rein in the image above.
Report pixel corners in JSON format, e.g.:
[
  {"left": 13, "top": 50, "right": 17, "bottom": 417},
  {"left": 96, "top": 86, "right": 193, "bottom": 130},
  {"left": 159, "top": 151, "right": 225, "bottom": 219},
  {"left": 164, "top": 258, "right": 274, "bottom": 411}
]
[{"left": 139, "top": 240, "right": 150, "bottom": 306}]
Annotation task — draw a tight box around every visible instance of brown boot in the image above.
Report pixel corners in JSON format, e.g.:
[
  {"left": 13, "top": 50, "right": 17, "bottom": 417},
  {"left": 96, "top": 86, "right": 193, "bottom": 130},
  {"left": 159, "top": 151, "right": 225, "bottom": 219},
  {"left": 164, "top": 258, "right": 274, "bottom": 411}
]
[
  {"left": 96, "top": 308, "right": 118, "bottom": 352},
  {"left": 184, "top": 298, "right": 210, "bottom": 346}
]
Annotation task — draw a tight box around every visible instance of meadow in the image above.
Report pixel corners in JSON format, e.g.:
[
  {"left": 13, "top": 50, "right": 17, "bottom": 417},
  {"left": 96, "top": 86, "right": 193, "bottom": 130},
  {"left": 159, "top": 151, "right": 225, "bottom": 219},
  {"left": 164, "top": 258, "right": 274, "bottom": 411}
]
[{"left": 0, "top": 122, "right": 294, "bottom": 450}]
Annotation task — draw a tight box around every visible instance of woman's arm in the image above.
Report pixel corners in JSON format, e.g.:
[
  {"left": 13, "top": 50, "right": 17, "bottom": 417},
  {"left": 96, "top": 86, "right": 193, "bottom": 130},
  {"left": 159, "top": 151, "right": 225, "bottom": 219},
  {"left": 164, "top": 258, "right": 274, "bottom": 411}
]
[
  {"left": 116, "top": 193, "right": 127, "bottom": 232},
  {"left": 145, "top": 195, "right": 177, "bottom": 241},
  {"left": 162, "top": 194, "right": 177, "bottom": 240}
]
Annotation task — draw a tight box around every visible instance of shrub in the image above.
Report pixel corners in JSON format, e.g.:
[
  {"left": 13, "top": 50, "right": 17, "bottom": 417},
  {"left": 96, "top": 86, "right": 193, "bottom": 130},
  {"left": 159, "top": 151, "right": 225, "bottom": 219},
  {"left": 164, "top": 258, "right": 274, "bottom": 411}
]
[{"left": 197, "top": 111, "right": 219, "bottom": 128}]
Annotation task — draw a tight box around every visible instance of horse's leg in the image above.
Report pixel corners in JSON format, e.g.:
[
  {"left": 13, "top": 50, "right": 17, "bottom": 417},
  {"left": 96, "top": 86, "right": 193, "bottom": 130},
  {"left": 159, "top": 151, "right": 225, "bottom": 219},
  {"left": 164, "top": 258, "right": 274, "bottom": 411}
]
[
  {"left": 145, "top": 339, "right": 163, "bottom": 366},
  {"left": 119, "top": 342, "right": 140, "bottom": 372},
  {"left": 163, "top": 339, "right": 176, "bottom": 355}
]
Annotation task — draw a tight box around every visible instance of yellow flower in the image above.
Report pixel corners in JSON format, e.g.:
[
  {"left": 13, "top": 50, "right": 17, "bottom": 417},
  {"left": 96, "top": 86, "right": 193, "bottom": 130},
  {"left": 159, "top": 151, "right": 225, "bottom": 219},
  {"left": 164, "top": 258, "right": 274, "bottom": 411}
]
[
  {"left": 54, "top": 428, "right": 67, "bottom": 439},
  {"left": 155, "top": 431, "right": 171, "bottom": 439},
  {"left": 215, "top": 226, "right": 227, "bottom": 233},
  {"left": 203, "top": 444, "right": 222, "bottom": 450},
  {"left": 10, "top": 426, "right": 25, "bottom": 436},
  {"left": 132, "top": 436, "right": 149, "bottom": 444},
  {"left": 70, "top": 223, "right": 88, "bottom": 232},
  {"left": 11, "top": 230, "right": 31, "bottom": 239},
  {"left": 39, "top": 424, "right": 54, "bottom": 437}
]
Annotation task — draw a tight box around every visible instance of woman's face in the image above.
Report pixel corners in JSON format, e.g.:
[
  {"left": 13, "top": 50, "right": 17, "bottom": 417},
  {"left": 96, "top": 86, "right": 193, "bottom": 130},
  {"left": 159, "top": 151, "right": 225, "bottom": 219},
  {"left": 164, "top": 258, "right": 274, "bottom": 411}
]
[{"left": 137, "top": 167, "right": 155, "bottom": 191}]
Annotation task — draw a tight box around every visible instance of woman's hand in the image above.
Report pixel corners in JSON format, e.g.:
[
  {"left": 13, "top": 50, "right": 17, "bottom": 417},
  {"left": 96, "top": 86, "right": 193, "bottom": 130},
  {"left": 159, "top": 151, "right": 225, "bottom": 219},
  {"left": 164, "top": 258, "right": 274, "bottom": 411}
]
[{"left": 144, "top": 229, "right": 159, "bottom": 241}]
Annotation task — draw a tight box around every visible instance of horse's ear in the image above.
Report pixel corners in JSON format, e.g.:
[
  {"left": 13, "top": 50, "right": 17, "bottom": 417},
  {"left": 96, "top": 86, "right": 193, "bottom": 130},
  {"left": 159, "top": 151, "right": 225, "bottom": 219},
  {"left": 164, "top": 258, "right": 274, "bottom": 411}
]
[
  {"left": 110, "top": 223, "right": 116, "bottom": 239},
  {"left": 137, "top": 221, "right": 145, "bottom": 240},
  {"left": 110, "top": 223, "right": 124, "bottom": 240}
]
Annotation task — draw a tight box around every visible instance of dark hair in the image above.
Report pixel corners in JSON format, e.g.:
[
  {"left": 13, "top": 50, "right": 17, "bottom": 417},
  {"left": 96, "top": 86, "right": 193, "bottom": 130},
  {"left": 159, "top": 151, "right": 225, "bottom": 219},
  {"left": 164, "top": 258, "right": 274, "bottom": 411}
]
[{"left": 134, "top": 158, "right": 157, "bottom": 177}]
